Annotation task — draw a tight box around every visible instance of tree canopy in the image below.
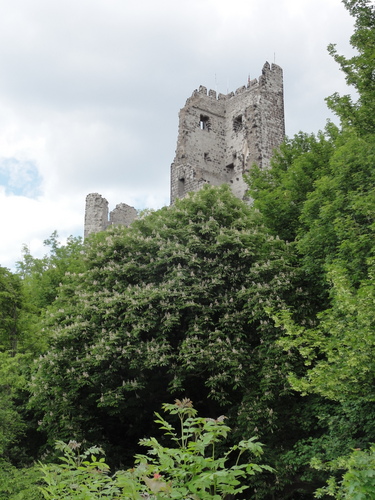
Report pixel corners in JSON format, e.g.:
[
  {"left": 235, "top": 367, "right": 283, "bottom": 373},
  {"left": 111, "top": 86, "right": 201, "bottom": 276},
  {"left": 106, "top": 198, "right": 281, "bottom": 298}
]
[
  {"left": 29, "top": 187, "right": 311, "bottom": 483},
  {"left": 2, "top": 1, "right": 375, "bottom": 498},
  {"left": 326, "top": 0, "right": 375, "bottom": 135}
]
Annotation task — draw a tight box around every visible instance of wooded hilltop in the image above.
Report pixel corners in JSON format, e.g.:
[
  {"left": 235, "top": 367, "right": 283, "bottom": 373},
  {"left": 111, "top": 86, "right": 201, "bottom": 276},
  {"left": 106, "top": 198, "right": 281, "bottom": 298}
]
[{"left": 1, "top": 1, "right": 374, "bottom": 498}]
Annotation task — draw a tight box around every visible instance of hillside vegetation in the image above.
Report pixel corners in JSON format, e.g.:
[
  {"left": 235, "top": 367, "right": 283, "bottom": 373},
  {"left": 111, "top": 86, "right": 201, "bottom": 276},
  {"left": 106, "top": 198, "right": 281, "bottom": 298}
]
[{"left": 0, "top": 1, "right": 374, "bottom": 498}]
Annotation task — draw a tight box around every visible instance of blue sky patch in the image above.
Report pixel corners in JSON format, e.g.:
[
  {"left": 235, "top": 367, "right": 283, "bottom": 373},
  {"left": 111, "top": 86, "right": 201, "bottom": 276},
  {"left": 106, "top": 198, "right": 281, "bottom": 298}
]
[{"left": 0, "top": 157, "right": 43, "bottom": 198}]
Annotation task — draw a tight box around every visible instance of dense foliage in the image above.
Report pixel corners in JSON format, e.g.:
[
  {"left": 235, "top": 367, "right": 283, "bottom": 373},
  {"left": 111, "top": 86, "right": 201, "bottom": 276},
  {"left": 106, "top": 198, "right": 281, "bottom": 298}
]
[
  {"left": 0, "top": 1, "right": 374, "bottom": 498},
  {"left": 28, "top": 186, "right": 313, "bottom": 495},
  {"left": 248, "top": 0, "right": 375, "bottom": 496},
  {"left": 0, "top": 266, "right": 23, "bottom": 354},
  {"left": 39, "top": 399, "right": 273, "bottom": 500},
  {"left": 326, "top": 0, "right": 375, "bottom": 135}
]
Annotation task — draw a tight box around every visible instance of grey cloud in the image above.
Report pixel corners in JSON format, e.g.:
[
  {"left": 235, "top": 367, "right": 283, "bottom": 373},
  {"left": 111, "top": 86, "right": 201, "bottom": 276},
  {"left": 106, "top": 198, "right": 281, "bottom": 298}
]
[{"left": 0, "top": 0, "right": 357, "bottom": 269}]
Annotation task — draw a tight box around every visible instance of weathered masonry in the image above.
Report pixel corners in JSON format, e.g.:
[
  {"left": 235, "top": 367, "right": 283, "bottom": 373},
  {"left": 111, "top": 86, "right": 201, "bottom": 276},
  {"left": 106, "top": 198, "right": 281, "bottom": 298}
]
[
  {"left": 84, "top": 193, "right": 137, "bottom": 238},
  {"left": 84, "top": 62, "right": 285, "bottom": 237},
  {"left": 170, "top": 62, "right": 285, "bottom": 203}
]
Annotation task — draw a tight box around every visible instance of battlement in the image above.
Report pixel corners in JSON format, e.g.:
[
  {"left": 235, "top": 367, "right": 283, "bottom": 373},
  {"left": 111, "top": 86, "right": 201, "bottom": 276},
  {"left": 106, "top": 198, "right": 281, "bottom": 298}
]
[
  {"left": 84, "top": 63, "right": 285, "bottom": 236},
  {"left": 187, "top": 63, "right": 282, "bottom": 104},
  {"left": 171, "top": 62, "right": 285, "bottom": 203}
]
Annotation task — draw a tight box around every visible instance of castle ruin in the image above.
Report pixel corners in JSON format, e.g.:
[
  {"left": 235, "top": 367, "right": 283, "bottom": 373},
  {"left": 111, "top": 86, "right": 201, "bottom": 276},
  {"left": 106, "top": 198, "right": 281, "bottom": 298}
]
[
  {"left": 84, "top": 62, "right": 285, "bottom": 237},
  {"left": 84, "top": 193, "right": 137, "bottom": 238},
  {"left": 171, "top": 62, "right": 284, "bottom": 203}
]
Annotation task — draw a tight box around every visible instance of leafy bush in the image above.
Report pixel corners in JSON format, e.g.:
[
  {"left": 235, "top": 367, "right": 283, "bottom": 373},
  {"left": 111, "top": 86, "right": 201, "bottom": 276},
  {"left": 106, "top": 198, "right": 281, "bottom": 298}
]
[
  {"left": 0, "top": 459, "right": 43, "bottom": 500},
  {"left": 313, "top": 445, "right": 375, "bottom": 499},
  {"left": 39, "top": 399, "right": 273, "bottom": 499}
]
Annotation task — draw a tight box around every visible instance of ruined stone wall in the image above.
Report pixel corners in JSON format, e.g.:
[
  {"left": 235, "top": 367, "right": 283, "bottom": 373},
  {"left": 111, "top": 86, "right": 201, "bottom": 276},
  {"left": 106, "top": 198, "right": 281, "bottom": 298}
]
[
  {"left": 85, "top": 63, "right": 284, "bottom": 236},
  {"left": 170, "top": 62, "right": 285, "bottom": 203},
  {"left": 109, "top": 203, "right": 138, "bottom": 227},
  {"left": 84, "top": 193, "right": 137, "bottom": 238},
  {"left": 257, "top": 62, "right": 285, "bottom": 168},
  {"left": 84, "top": 193, "right": 109, "bottom": 238}
]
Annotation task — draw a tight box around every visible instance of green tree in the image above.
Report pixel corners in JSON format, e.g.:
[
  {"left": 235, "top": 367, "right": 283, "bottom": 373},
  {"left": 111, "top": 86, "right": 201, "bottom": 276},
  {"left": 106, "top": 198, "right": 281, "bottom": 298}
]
[
  {"left": 0, "top": 268, "right": 29, "bottom": 465},
  {"left": 248, "top": 125, "right": 338, "bottom": 242},
  {"left": 0, "top": 460, "right": 42, "bottom": 500},
  {"left": 17, "top": 231, "right": 85, "bottom": 311},
  {"left": 245, "top": 2, "right": 375, "bottom": 494},
  {"left": 248, "top": 0, "right": 375, "bottom": 289},
  {"left": 298, "top": 133, "right": 375, "bottom": 287},
  {"left": 277, "top": 262, "right": 375, "bottom": 412},
  {"left": 0, "top": 267, "right": 23, "bottom": 355},
  {"left": 272, "top": 0, "right": 375, "bottom": 401},
  {"left": 249, "top": 128, "right": 375, "bottom": 291},
  {"left": 0, "top": 235, "right": 84, "bottom": 474},
  {"left": 313, "top": 445, "right": 375, "bottom": 499},
  {"left": 0, "top": 353, "right": 26, "bottom": 459},
  {"left": 326, "top": 0, "right": 375, "bottom": 135},
  {"left": 28, "top": 186, "right": 314, "bottom": 497},
  {"left": 16, "top": 232, "right": 85, "bottom": 354}
]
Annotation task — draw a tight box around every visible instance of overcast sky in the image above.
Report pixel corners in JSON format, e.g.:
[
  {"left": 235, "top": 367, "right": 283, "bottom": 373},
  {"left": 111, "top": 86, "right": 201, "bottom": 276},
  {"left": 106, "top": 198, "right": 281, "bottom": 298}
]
[{"left": 0, "top": 0, "right": 356, "bottom": 270}]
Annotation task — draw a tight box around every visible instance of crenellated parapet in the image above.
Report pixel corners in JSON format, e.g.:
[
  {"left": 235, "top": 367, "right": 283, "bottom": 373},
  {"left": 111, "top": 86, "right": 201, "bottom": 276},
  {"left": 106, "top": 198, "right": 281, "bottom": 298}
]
[
  {"left": 84, "top": 63, "right": 285, "bottom": 232},
  {"left": 184, "top": 63, "right": 282, "bottom": 105},
  {"left": 171, "top": 62, "right": 285, "bottom": 203}
]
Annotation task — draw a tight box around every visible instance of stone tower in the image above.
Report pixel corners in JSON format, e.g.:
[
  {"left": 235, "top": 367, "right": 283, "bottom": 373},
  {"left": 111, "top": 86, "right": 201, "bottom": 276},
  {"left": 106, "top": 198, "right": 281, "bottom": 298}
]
[
  {"left": 170, "top": 62, "right": 285, "bottom": 203},
  {"left": 84, "top": 193, "right": 137, "bottom": 238}
]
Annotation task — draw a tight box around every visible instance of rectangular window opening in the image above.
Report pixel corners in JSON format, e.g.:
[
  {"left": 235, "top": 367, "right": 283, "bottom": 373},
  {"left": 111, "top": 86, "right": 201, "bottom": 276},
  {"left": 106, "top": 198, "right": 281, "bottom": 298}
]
[
  {"left": 200, "top": 115, "right": 211, "bottom": 131},
  {"left": 233, "top": 115, "right": 243, "bottom": 132},
  {"left": 178, "top": 178, "right": 185, "bottom": 197}
]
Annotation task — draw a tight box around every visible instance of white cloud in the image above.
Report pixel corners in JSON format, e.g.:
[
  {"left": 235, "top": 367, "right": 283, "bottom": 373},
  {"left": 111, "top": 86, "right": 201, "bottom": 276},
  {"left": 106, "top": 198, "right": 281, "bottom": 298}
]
[
  {"left": 0, "top": 158, "right": 42, "bottom": 197},
  {"left": 0, "top": 0, "right": 357, "bottom": 269}
]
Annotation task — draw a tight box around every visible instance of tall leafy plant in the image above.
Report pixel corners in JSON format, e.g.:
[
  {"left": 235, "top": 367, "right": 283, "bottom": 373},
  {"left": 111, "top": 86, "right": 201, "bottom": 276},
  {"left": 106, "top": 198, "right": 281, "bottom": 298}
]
[{"left": 39, "top": 399, "right": 272, "bottom": 499}]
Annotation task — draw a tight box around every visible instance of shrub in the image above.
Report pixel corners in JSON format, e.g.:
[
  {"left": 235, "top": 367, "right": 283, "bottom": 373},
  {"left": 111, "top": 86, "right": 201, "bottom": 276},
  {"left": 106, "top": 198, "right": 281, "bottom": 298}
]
[{"left": 39, "top": 399, "right": 273, "bottom": 499}]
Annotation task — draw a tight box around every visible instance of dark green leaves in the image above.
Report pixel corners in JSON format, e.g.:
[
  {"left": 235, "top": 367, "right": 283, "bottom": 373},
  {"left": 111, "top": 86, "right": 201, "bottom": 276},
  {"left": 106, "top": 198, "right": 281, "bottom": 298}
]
[{"left": 29, "top": 186, "right": 299, "bottom": 467}]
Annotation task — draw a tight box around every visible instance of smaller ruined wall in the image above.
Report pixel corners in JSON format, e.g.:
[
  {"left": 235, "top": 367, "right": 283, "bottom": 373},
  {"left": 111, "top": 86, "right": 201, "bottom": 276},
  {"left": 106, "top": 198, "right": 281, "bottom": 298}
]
[
  {"left": 84, "top": 193, "right": 137, "bottom": 238},
  {"left": 110, "top": 203, "right": 138, "bottom": 227},
  {"left": 84, "top": 193, "right": 109, "bottom": 238}
]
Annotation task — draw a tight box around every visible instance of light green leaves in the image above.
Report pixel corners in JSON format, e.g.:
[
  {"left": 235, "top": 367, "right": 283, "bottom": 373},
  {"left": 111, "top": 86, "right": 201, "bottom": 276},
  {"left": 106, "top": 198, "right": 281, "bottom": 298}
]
[{"left": 39, "top": 400, "right": 271, "bottom": 500}]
